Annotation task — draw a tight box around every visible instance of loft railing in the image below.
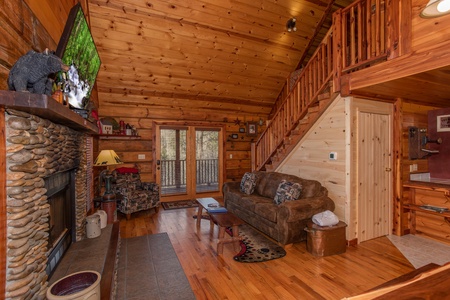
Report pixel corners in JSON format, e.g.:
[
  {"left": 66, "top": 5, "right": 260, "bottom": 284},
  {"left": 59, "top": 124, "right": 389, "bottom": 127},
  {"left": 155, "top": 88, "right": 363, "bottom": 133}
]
[
  {"left": 338, "top": 0, "right": 387, "bottom": 73},
  {"left": 253, "top": 0, "right": 391, "bottom": 171},
  {"left": 254, "top": 30, "right": 335, "bottom": 170}
]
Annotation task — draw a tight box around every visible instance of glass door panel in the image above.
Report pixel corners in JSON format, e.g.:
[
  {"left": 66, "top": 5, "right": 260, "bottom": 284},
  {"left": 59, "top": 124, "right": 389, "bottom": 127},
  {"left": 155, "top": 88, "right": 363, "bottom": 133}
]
[
  {"left": 160, "top": 128, "right": 187, "bottom": 196},
  {"left": 195, "top": 129, "right": 219, "bottom": 193}
]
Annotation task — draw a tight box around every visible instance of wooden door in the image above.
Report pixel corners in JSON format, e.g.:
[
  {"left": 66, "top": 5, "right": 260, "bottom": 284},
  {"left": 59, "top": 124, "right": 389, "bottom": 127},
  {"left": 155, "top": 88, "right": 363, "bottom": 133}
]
[{"left": 357, "top": 102, "right": 393, "bottom": 242}]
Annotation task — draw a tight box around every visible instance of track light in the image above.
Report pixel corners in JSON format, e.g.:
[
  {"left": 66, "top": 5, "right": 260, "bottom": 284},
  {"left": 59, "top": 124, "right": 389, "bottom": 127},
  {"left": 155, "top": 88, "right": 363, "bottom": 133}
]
[
  {"left": 286, "top": 18, "right": 297, "bottom": 32},
  {"left": 421, "top": 0, "right": 450, "bottom": 18}
]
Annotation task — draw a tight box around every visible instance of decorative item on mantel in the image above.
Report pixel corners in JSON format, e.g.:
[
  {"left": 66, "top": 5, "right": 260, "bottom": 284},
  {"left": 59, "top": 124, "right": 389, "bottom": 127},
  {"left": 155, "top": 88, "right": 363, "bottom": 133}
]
[
  {"left": 7, "top": 48, "right": 69, "bottom": 96},
  {"left": 94, "top": 150, "right": 123, "bottom": 224}
]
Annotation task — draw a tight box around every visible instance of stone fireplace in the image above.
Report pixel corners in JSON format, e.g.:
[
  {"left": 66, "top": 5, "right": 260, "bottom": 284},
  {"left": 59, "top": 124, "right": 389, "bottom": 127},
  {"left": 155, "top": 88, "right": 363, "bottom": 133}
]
[{"left": 5, "top": 108, "right": 91, "bottom": 299}]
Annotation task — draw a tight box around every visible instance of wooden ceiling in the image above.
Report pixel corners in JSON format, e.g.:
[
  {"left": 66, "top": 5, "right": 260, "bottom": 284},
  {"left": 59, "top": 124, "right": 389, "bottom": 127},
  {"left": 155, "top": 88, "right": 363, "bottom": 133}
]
[{"left": 88, "top": 0, "right": 352, "bottom": 119}]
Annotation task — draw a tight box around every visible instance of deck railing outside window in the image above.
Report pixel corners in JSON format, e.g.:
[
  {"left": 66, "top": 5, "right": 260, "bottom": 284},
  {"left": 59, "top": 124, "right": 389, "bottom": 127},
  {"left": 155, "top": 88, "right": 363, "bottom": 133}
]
[{"left": 160, "top": 159, "right": 218, "bottom": 191}]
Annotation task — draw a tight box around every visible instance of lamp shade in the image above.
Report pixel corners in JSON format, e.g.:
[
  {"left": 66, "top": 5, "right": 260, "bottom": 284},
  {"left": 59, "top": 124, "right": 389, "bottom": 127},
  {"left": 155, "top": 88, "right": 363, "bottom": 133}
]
[
  {"left": 94, "top": 150, "right": 123, "bottom": 166},
  {"left": 420, "top": 0, "right": 450, "bottom": 18}
]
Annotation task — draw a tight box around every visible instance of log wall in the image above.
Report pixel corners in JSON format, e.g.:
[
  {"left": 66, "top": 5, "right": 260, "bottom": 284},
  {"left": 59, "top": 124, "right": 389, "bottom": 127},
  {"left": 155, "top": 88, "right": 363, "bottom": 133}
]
[{"left": 96, "top": 111, "right": 263, "bottom": 183}]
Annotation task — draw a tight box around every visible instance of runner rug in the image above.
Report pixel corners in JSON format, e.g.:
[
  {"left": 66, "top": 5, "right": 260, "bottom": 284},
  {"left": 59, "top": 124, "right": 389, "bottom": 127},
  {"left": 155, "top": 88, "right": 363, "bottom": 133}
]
[{"left": 161, "top": 200, "right": 198, "bottom": 210}]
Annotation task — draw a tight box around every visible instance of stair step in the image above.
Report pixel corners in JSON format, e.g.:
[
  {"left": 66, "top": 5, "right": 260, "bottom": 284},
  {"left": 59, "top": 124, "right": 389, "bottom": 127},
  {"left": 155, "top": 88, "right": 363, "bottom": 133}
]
[
  {"left": 308, "top": 105, "right": 319, "bottom": 113},
  {"left": 290, "top": 129, "right": 301, "bottom": 136},
  {"left": 265, "top": 164, "right": 275, "bottom": 171},
  {"left": 317, "top": 92, "right": 330, "bottom": 101},
  {"left": 299, "top": 116, "right": 309, "bottom": 125},
  {"left": 278, "top": 147, "right": 286, "bottom": 155}
]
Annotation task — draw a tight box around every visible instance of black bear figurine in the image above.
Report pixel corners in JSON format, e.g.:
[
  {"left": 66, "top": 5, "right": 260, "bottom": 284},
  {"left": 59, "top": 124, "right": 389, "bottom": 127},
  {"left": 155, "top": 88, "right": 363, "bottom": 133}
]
[{"left": 7, "top": 49, "right": 69, "bottom": 96}]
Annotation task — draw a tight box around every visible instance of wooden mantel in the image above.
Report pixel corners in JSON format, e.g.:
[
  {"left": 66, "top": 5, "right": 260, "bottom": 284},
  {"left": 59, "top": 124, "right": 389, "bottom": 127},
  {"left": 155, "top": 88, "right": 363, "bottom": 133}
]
[{"left": 0, "top": 90, "right": 98, "bottom": 134}]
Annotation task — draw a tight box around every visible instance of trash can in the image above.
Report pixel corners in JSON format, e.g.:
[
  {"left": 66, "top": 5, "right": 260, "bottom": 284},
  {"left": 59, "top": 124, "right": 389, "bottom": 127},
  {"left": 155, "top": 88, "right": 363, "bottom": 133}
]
[
  {"left": 86, "top": 214, "right": 101, "bottom": 238},
  {"left": 46, "top": 270, "right": 101, "bottom": 300},
  {"left": 305, "top": 220, "right": 347, "bottom": 257}
]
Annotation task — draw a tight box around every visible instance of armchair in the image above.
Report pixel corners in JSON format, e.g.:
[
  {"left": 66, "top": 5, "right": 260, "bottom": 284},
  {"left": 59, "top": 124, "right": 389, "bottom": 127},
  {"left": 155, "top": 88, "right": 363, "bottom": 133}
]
[{"left": 111, "top": 167, "right": 160, "bottom": 220}]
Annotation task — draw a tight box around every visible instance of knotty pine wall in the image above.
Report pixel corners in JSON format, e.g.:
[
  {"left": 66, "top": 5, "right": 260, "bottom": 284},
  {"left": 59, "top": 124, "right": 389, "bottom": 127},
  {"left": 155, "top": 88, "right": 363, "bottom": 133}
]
[{"left": 277, "top": 96, "right": 348, "bottom": 228}]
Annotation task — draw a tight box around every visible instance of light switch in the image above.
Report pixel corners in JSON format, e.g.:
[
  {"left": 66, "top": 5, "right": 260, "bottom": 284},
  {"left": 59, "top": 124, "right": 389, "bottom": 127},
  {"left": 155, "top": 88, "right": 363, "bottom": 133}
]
[{"left": 329, "top": 152, "right": 337, "bottom": 160}]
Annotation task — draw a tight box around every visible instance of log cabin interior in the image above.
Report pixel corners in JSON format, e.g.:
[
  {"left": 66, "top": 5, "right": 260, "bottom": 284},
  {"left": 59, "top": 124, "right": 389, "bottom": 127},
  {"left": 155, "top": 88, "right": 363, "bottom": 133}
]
[{"left": 2, "top": 0, "right": 450, "bottom": 298}]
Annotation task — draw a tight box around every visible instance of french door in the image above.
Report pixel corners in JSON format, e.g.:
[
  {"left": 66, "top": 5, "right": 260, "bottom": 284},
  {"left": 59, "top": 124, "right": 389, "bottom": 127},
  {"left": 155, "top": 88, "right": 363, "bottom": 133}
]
[{"left": 153, "top": 123, "right": 224, "bottom": 202}]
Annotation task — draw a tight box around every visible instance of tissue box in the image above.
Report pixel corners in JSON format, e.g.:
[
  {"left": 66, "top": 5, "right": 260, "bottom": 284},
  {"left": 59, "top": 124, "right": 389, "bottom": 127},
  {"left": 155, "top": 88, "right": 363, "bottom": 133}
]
[{"left": 305, "top": 221, "right": 347, "bottom": 257}]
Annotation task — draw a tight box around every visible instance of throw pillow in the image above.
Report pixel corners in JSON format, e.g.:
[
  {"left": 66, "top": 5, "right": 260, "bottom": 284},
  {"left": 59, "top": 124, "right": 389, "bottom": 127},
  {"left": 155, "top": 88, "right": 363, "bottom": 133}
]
[
  {"left": 115, "top": 167, "right": 139, "bottom": 174},
  {"left": 273, "top": 180, "right": 302, "bottom": 205},
  {"left": 240, "top": 172, "right": 257, "bottom": 194}
]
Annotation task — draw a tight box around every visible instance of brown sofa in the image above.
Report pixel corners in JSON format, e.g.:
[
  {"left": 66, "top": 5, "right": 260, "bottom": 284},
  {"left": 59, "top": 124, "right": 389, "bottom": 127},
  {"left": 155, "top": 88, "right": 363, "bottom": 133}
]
[{"left": 223, "top": 171, "right": 335, "bottom": 245}]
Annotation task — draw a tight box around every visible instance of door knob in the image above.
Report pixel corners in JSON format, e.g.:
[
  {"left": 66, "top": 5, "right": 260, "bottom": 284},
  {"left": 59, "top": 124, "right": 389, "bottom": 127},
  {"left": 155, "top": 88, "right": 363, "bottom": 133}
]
[{"left": 385, "top": 167, "right": 392, "bottom": 172}]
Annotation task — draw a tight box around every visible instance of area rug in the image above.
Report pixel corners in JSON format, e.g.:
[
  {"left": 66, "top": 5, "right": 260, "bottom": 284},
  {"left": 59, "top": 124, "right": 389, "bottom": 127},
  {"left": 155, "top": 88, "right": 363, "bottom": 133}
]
[
  {"left": 227, "top": 224, "right": 286, "bottom": 263},
  {"left": 118, "top": 233, "right": 195, "bottom": 299},
  {"left": 162, "top": 200, "right": 198, "bottom": 210}
]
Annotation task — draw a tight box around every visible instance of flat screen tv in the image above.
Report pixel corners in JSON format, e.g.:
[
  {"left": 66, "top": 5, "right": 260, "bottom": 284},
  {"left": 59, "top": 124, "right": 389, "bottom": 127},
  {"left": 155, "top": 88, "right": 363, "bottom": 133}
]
[{"left": 55, "top": 3, "right": 101, "bottom": 109}]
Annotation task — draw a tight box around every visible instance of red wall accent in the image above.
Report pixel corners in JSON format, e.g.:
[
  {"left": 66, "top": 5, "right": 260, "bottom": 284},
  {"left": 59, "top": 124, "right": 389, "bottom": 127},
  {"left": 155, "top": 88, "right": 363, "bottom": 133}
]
[{"left": 428, "top": 107, "right": 450, "bottom": 179}]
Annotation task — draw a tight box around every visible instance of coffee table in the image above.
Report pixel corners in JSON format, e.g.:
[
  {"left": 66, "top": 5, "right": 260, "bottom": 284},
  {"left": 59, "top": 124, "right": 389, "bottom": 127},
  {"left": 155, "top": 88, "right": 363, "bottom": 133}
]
[
  {"left": 196, "top": 197, "right": 220, "bottom": 228},
  {"left": 209, "top": 213, "right": 245, "bottom": 255},
  {"left": 196, "top": 197, "right": 245, "bottom": 255}
]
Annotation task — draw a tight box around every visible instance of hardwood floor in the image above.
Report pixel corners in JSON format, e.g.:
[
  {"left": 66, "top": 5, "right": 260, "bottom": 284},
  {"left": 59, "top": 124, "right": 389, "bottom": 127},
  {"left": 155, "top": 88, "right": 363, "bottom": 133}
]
[{"left": 119, "top": 207, "right": 415, "bottom": 300}]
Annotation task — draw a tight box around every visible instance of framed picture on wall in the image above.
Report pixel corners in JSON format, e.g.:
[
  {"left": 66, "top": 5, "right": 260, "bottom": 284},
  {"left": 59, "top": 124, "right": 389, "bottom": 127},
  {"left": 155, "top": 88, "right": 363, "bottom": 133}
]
[
  {"left": 247, "top": 122, "right": 257, "bottom": 136},
  {"left": 437, "top": 114, "right": 450, "bottom": 132}
]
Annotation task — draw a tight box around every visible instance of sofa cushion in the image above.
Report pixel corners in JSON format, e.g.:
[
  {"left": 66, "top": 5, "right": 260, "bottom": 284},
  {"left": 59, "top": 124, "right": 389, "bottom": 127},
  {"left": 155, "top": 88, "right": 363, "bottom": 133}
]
[
  {"left": 273, "top": 180, "right": 302, "bottom": 205},
  {"left": 254, "top": 201, "right": 278, "bottom": 223},
  {"left": 240, "top": 195, "right": 270, "bottom": 212},
  {"left": 240, "top": 172, "right": 257, "bottom": 194}
]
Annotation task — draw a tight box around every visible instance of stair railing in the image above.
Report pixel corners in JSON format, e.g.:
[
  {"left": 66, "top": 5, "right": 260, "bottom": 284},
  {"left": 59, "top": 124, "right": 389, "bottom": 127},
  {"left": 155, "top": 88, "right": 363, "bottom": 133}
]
[{"left": 254, "top": 29, "right": 335, "bottom": 170}]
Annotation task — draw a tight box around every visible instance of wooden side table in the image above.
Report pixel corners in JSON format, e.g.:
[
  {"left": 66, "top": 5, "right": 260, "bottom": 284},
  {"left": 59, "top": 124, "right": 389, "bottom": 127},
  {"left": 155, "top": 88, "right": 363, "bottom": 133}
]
[{"left": 209, "top": 213, "right": 245, "bottom": 255}]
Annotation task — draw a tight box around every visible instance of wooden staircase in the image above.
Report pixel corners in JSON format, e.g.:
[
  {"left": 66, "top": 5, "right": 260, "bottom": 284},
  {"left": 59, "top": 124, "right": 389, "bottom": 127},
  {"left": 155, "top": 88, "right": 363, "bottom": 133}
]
[
  {"left": 254, "top": 0, "right": 391, "bottom": 172},
  {"left": 263, "top": 86, "right": 337, "bottom": 171}
]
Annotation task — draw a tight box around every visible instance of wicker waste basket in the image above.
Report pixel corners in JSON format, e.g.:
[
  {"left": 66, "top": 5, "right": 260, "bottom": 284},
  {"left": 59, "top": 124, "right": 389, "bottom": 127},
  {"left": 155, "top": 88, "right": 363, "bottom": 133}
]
[
  {"left": 305, "top": 221, "right": 347, "bottom": 257},
  {"left": 47, "top": 270, "right": 101, "bottom": 300}
]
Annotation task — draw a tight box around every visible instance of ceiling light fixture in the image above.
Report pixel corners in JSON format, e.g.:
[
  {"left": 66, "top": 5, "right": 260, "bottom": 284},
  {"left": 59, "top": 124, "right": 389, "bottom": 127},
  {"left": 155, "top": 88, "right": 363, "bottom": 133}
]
[
  {"left": 286, "top": 18, "right": 297, "bottom": 32},
  {"left": 420, "top": 0, "right": 450, "bottom": 18}
]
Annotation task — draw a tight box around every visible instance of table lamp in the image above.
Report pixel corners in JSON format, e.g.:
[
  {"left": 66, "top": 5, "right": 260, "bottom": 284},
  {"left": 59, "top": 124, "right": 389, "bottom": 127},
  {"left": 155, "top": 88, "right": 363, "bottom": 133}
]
[{"left": 94, "top": 150, "right": 123, "bottom": 197}]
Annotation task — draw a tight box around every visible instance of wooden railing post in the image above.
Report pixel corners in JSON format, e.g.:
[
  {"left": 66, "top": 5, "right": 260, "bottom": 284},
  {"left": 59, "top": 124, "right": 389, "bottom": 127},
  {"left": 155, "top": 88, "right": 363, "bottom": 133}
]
[
  {"left": 251, "top": 142, "right": 256, "bottom": 171},
  {"left": 386, "top": 0, "right": 411, "bottom": 59},
  {"left": 333, "top": 9, "right": 343, "bottom": 93}
]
